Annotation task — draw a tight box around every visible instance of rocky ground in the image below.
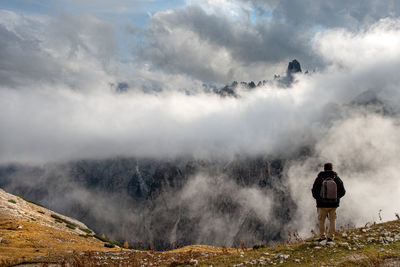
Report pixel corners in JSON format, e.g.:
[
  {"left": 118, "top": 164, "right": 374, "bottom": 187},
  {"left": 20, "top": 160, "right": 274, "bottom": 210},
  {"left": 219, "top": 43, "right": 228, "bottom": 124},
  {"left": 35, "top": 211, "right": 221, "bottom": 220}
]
[{"left": 203, "top": 218, "right": 400, "bottom": 266}]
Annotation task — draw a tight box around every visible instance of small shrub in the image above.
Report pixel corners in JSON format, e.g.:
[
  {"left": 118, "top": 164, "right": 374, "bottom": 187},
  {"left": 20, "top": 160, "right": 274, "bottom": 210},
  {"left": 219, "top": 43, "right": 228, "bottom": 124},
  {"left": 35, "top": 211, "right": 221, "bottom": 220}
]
[
  {"left": 79, "top": 234, "right": 93, "bottom": 238},
  {"left": 311, "top": 229, "right": 317, "bottom": 237},
  {"left": 55, "top": 219, "right": 63, "bottom": 223},
  {"left": 8, "top": 199, "right": 16, "bottom": 204},
  {"left": 22, "top": 198, "right": 43, "bottom": 207},
  {"left": 169, "top": 261, "right": 191, "bottom": 267},
  {"left": 293, "top": 231, "right": 303, "bottom": 242},
  {"left": 65, "top": 221, "right": 77, "bottom": 227},
  {"left": 51, "top": 214, "right": 62, "bottom": 220},
  {"left": 112, "top": 241, "right": 124, "bottom": 248},
  {"left": 104, "top": 243, "right": 115, "bottom": 248},
  {"left": 50, "top": 214, "right": 77, "bottom": 227},
  {"left": 37, "top": 210, "right": 45, "bottom": 214},
  {"left": 94, "top": 234, "right": 109, "bottom": 243},
  {"left": 66, "top": 224, "right": 76, "bottom": 230},
  {"left": 79, "top": 228, "right": 92, "bottom": 234},
  {"left": 240, "top": 240, "right": 246, "bottom": 251},
  {"left": 252, "top": 244, "right": 266, "bottom": 250},
  {"left": 222, "top": 244, "right": 228, "bottom": 254},
  {"left": 30, "top": 218, "right": 36, "bottom": 221}
]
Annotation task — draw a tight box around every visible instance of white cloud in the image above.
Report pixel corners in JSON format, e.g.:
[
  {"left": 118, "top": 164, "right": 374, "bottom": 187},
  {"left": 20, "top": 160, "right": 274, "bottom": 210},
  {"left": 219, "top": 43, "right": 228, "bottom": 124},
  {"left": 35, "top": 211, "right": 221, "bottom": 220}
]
[
  {"left": 2, "top": 15, "right": 400, "bottom": 166},
  {"left": 314, "top": 18, "right": 400, "bottom": 68}
]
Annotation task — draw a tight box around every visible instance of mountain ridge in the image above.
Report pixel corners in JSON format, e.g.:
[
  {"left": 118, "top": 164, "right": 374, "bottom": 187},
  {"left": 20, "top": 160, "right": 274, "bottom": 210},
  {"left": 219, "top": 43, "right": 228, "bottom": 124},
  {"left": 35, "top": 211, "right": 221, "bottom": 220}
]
[{"left": 217, "top": 59, "right": 304, "bottom": 97}]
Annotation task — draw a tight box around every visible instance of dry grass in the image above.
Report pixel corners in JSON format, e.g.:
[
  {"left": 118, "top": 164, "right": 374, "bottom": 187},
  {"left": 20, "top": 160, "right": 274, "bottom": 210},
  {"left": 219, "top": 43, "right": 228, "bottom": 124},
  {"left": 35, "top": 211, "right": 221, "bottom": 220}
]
[
  {"left": 0, "top": 215, "right": 118, "bottom": 266},
  {"left": 167, "top": 244, "right": 236, "bottom": 254}
]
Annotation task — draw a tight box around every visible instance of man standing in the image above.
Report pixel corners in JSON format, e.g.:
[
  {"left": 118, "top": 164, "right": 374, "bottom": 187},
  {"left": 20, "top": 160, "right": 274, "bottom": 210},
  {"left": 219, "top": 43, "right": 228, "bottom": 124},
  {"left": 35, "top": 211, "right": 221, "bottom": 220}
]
[{"left": 312, "top": 163, "right": 345, "bottom": 241}]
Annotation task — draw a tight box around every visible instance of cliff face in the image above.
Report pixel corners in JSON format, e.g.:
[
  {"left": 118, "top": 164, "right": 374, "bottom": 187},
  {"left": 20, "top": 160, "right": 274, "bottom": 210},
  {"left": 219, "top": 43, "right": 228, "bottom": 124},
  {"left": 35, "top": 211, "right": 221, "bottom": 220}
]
[{"left": 0, "top": 156, "right": 296, "bottom": 250}]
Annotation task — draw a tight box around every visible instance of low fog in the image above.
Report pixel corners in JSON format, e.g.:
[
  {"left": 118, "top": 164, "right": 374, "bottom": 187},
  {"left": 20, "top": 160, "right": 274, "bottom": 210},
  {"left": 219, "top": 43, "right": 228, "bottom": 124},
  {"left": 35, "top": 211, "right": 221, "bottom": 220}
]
[{"left": 1, "top": 4, "right": 400, "bottom": 246}]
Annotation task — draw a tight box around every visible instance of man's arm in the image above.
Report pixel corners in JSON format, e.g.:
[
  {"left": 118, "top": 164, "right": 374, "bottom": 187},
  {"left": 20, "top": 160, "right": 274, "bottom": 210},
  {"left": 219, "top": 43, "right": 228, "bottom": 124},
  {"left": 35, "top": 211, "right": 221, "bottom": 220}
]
[
  {"left": 336, "top": 176, "right": 346, "bottom": 198},
  {"left": 311, "top": 177, "right": 321, "bottom": 199}
]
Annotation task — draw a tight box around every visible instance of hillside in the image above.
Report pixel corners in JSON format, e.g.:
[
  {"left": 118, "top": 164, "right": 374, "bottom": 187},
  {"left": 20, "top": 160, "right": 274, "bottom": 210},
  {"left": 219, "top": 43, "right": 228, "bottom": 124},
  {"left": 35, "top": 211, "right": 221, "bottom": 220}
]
[
  {"left": 0, "top": 188, "right": 120, "bottom": 266},
  {"left": 1, "top": 188, "right": 400, "bottom": 266}
]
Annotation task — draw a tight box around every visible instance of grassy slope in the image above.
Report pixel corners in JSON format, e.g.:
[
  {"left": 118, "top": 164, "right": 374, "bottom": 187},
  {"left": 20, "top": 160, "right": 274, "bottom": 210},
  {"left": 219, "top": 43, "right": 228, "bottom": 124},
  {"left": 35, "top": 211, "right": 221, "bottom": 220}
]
[
  {"left": 200, "top": 219, "right": 400, "bottom": 266},
  {"left": 0, "top": 189, "right": 121, "bottom": 266},
  {"left": 0, "top": 215, "right": 120, "bottom": 265}
]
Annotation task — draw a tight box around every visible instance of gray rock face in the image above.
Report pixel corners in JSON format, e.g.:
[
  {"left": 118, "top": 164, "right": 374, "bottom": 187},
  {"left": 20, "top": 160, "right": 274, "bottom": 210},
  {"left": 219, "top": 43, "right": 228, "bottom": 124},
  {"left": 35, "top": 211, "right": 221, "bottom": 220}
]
[
  {"left": 287, "top": 59, "right": 302, "bottom": 75},
  {"left": 279, "top": 59, "right": 302, "bottom": 85}
]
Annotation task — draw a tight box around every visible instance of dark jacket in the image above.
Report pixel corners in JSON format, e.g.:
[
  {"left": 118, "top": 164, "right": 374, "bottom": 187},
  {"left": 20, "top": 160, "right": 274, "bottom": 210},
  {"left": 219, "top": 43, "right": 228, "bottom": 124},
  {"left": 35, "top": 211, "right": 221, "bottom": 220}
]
[{"left": 312, "top": 170, "right": 345, "bottom": 208}]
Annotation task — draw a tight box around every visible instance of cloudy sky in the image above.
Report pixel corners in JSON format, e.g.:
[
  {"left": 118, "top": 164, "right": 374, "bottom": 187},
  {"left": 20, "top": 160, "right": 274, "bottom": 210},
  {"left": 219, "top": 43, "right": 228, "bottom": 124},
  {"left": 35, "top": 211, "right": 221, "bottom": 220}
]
[{"left": 1, "top": 0, "right": 400, "bottom": 163}]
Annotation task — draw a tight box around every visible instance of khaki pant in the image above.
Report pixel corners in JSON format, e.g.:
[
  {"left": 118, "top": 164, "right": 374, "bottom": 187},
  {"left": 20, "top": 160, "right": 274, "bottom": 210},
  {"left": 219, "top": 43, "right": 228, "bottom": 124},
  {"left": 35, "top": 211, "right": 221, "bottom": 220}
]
[{"left": 318, "top": 207, "right": 337, "bottom": 239}]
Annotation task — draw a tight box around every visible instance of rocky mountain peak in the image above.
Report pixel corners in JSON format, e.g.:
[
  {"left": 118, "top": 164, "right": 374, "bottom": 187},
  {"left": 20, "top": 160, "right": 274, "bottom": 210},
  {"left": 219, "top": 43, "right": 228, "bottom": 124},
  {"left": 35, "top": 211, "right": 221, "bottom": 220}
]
[
  {"left": 287, "top": 59, "right": 302, "bottom": 74},
  {"left": 218, "top": 59, "right": 304, "bottom": 96}
]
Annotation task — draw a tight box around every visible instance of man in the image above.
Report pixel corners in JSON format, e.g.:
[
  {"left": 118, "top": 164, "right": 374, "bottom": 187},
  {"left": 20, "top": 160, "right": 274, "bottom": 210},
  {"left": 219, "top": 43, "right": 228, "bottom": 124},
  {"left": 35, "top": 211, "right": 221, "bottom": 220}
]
[{"left": 312, "top": 163, "right": 345, "bottom": 242}]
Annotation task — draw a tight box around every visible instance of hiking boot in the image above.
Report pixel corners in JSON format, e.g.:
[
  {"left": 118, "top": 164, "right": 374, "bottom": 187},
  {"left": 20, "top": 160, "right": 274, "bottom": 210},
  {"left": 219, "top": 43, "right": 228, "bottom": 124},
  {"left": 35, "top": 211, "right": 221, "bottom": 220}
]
[
  {"left": 327, "top": 238, "right": 334, "bottom": 242},
  {"left": 316, "top": 237, "right": 326, "bottom": 242}
]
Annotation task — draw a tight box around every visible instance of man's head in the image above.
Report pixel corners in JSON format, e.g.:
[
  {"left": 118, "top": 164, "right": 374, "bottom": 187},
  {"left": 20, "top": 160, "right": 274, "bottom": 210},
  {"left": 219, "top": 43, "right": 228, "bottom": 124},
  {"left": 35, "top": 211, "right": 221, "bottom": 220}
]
[{"left": 324, "top": 163, "right": 333, "bottom": 171}]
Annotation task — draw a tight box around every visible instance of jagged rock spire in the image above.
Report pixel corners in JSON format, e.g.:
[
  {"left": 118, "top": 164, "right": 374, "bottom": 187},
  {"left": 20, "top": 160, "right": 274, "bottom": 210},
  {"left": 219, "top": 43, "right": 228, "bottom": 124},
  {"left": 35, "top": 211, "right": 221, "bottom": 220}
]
[{"left": 287, "top": 59, "right": 302, "bottom": 74}]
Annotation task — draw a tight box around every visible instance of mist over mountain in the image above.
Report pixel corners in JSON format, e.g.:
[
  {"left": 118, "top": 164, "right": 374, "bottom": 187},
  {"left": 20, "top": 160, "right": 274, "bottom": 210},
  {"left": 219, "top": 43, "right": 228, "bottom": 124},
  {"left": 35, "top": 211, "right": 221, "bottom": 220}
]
[
  {"left": 0, "top": 156, "right": 295, "bottom": 250},
  {"left": 2, "top": 1, "right": 400, "bottom": 253}
]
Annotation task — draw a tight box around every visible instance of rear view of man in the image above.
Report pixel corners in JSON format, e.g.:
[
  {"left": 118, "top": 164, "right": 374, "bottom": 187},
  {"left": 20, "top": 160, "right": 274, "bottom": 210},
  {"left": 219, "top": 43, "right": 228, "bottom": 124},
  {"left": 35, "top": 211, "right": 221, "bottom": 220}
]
[{"left": 312, "top": 163, "right": 346, "bottom": 242}]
